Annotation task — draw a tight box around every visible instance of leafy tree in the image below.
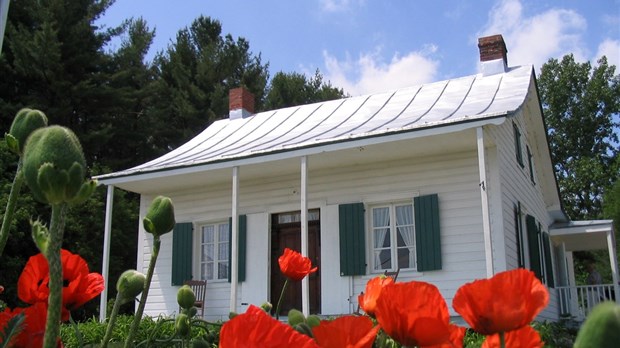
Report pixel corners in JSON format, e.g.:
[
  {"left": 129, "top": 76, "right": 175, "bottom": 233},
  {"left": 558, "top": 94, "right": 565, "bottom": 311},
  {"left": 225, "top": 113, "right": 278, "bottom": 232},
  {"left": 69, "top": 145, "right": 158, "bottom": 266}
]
[
  {"left": 264, "top": 70, "right": 346, "bottom": 110},
  {"left": 146, "top": 16, "right": 269, "bottom": 155},
  {"left": 603, "top": 179, "right": 620, "bottom": 228},
  {"left": 538, "top": 55, "right": 620, "bottom": 220}
]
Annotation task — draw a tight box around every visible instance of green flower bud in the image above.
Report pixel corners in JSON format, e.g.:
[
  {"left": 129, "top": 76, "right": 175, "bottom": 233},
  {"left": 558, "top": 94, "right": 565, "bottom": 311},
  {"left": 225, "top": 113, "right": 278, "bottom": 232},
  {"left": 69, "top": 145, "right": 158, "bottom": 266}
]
[
  {"left": 175, "top": 313, "right": 190, "bottom": 337},
  {"left": 575, "top": 302, "right": 620, "bottom": 347},
  {"left": 177, "top": 285, "right": 196, "bottom": 310},
  {"left": 143, "top": 196, "right": 175, "bottom": 236},
  {"left": 260, "top": 302, "right": 273, "bottom": 313},
  {"left": 31, "top": 219, "right": 50, "bottom": 254},
  {"left": 293, "top": 323, "right": 314, "bottom": 338},
  {"left": 116, "top": 270, "right": 146, "bottom": 303},
  {"left": 22, "top": 126, "right": 93, "bottom": 204},
  {"left": 186, "top": 306, "right": 197, "bottom": 318},
  {"left": 306, "top": 315, "right": 321, "bottom": 328},
  {"left": 7, "top": 108, "right": 48, "bottom": 155},
  {"left": 287, "top": 308, "right": 306, "bottom": 326},
  {"left": 228, "top": 311, "right": 238, "bottom": 319}
]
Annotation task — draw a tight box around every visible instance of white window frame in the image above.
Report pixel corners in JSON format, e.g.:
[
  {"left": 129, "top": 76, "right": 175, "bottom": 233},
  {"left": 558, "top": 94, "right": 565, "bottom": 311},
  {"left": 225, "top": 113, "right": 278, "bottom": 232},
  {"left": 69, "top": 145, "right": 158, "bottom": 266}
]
[
  {"left": 196, "top": 220, "right": 230, "bottom": 282},
  {"left": 368, "top": 201, "right": 416, "bottom": 273}
]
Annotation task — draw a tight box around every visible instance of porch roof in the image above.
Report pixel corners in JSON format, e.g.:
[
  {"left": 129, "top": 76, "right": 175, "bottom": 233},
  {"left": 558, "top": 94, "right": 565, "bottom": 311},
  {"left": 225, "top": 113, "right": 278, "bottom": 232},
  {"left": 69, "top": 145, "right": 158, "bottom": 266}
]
[
  {"left": 550, "top": 220, "right": 616, "bottom": 251},
  {"left": 96, "top": 65, "right": 534, "bottom": 186}
]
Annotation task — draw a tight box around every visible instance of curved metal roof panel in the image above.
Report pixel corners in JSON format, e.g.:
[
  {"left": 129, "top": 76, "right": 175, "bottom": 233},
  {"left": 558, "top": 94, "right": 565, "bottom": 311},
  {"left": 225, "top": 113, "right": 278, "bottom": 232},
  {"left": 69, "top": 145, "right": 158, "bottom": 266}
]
[{"left": 98, "top": 65, "right": 533, "bottom": 180}]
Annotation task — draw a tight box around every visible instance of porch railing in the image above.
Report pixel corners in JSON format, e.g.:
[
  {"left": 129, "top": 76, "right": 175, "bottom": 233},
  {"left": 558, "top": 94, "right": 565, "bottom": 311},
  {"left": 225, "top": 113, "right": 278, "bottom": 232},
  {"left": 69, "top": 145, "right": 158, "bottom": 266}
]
[{"left": 557, "top": 284, "right": 617, "bottom": 320}]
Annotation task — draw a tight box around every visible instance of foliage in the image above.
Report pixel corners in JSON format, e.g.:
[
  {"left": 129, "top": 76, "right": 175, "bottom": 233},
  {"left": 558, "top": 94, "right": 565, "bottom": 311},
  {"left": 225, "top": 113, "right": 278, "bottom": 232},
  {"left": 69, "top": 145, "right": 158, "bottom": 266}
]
[
  {"left": 603, "top": 179, "right": 620, "bottom": 227},
  {"left": 264, "top": 70, "right": 346, "bottom": 110},
  {"left": 60, "top": 315, "right": 220, "bottom": 347},
  {"left": 538, "top": 54, "right": 620, "bottom": 220}
]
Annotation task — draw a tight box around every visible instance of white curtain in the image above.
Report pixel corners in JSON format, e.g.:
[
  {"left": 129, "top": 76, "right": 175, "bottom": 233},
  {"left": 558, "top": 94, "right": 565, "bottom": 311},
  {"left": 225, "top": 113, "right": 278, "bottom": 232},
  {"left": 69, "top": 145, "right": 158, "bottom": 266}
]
[
  {"left": 373, "top": 207, "right": 390, "bottom": 270},
  {"left": 396, "top": 205, "right": 415, "bottom": 268}
]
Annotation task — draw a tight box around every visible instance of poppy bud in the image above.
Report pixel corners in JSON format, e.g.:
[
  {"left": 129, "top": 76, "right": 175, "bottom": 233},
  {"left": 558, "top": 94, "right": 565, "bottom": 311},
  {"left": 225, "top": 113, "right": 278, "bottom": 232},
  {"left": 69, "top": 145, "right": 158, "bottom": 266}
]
[
  {"left": 22, "top": 126, "right": 94, "bottom": 204},
  {"left": 31, "top": 219, "right": 50, "bottom": 254},
  {"left": 6, "top": 108, "right": 48, "bottom": 155},
  {"left": 306, "top": 315, "right": 320, "bottom": 328},
  {"left": 228, "top": 311, "right": 238, "bottom": 319},
  {"left": 293, "top": 323, "right": 314, "bottom": 338},
  {"left": 175, "top": 313, "right": 190, "bottom": 337},
  {"left": 288, "top": 309, "right": 306, "bottom": 326},
  {"left": 143, "top": 196, "right": 175, "bottom": 236},
  {"left": 116, "top": 270, "right": 146, "bottom": 303},
  {"left": 574, "top": 302, "right": 620, "bottom": 347},
  {"left": 260, "top": 302, "right": 273, "bottom": 313},
  {"left": 177, "top": 285, "right": 196, "bottom": 310}
]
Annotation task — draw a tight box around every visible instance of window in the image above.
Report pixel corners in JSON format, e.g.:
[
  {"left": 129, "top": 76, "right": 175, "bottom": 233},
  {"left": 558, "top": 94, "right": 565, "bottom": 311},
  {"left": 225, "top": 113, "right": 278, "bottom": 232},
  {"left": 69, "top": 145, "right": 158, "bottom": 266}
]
[
  {"left": 370, "top": 202, "right": 416, "bottom": 272},
  {"left": 199, "top": 221, "right": 230, "bottom": 281},
  {"left": 513, "top": 122, "right": 524, "bottom": 167}
]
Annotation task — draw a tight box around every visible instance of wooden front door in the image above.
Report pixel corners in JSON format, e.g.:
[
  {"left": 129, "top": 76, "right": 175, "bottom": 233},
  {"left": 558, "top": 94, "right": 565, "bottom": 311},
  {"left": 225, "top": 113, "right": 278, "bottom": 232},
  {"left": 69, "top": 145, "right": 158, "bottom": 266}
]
[{"left": 271, "top": 210, "right": 321, "bottom": 316}]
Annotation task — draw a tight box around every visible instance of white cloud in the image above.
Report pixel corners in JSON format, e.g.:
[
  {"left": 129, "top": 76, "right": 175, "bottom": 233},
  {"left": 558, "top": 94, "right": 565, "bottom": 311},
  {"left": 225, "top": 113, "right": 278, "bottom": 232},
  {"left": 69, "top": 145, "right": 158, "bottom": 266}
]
[
  {"left": 319, "top": 0, "right": 364, "bottom": 12},
  {"left": 479, "top": 0, "right": 588, "bottom": 70},
  {"left": 322, "top": 46, "right": 440, "bottom": 96},
  {"left": 596, "top": 39, "right": 620, "bottom": 68}
]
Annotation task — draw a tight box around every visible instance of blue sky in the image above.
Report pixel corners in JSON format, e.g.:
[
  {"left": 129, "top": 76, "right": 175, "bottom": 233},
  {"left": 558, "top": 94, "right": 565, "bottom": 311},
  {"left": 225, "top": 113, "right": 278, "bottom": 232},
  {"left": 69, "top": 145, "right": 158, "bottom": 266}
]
[{"left": 98, "top": 0, "right": 620, "bottom": 96}]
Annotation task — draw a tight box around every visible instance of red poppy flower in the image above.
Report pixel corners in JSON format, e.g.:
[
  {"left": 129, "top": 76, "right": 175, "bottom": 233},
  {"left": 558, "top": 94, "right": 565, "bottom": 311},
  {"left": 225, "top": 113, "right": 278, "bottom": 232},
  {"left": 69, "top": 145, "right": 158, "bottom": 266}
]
[
  {"left": 481, "top": 325, "right": 543, "bottom": 348},
  {"left": 374, "top": 281, "right": 454, "bottom": 347},
  {"left": 278, "top": 248, "right": 318, "bottom": 281},
  {"left": 219, "top": 305, "right": 319, "bottom": 348},
  {"left": 0, "top": 302, "right": 62, "bottom": 348},
  {"left": 312, "top": 315, "right": 380, "bottom": 348},
  {"left": 358, "top": 276, "right": 394, "bottom": 317},
  {"left": 452, "top": 269, "right": 549, "bottom": 335},
  {"left": 17, "top": 249, "right": 104, "bottom": 320}
]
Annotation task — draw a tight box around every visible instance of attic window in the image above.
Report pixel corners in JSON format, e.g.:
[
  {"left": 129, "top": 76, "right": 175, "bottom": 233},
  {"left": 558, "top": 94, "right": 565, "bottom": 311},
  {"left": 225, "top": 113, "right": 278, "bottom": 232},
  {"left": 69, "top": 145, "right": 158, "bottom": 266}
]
[{"left": 513, "top": 122, "right": 524, "bottom": 168}]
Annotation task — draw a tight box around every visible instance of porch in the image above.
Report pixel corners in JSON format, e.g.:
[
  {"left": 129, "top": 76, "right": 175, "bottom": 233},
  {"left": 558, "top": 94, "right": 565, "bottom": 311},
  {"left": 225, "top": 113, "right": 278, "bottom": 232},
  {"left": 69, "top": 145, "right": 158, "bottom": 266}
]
[{"left": 550, "top": 220, "right": 619, "bottom": 321}]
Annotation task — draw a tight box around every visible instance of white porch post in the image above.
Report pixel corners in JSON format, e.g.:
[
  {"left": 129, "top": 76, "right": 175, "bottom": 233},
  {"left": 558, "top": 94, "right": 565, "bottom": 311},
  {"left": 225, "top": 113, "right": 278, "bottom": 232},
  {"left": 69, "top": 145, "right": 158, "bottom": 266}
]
[
  {"left": 99, "top": 185, "right": 115, "bottom": 322},
  {"left": 230, "top": 166, "right": 240, "bottom": 313},
  {"left": 476, "top": 127, "right": 494, "bottom": 277},
  {"left": 606, "top": 229, "right": 620, "bottom": 303},
  {"left": 300, "top": 156, "right": 310, "bottom": 316}
]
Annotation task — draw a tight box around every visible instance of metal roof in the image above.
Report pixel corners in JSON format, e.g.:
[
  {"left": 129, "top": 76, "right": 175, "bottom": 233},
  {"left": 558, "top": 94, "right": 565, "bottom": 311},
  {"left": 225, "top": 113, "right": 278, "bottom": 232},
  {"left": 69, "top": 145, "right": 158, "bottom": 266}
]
[{"left": 97, "top": 65, "right": 534, "bottom": 181}]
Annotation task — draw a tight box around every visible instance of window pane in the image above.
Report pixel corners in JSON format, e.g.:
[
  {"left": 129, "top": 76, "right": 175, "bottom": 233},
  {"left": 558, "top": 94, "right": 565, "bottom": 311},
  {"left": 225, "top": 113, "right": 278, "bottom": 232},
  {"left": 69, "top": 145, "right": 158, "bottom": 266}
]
[
  {"left": 219, "top": 224, "right": 229, "bottom": 242},
  {"left": 373, "top": 207, "right": 390, "bottom": 228},
  {"left": 202, "top": 226, "right": 214, "bottom": 243},
  {"left": 219, "top": 242, "right": 228, "bottom": 261},
  {"left": 375, "top": 250, "right": 391, "bottom": 270},
  {"left": 395, "top": 205, "right": 413, "bottom": 225},
  {"left": 218, "top": 262, "right": 229, "bottom": 279},
  {"left": 204, "top": 244, "right": 214, "bottom": 261},
  {"left": 397, "top": 247, "right": 412, "bottom": 269},
  {"left": 397, "top": 226, "right": 414, "bottom": 247},
  {"left": 206, "top": 262, "right": 214, "bottom": 280},
  {"left": 373, "top": 228, "right": 390, "bottom": 248}
]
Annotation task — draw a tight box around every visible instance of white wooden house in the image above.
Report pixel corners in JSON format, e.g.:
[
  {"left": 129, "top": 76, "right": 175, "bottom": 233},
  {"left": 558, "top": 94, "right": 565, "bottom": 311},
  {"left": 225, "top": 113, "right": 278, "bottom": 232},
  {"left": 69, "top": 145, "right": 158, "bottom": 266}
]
[{"left": 96, "top": 35, "right": 618, "bottom": 322}]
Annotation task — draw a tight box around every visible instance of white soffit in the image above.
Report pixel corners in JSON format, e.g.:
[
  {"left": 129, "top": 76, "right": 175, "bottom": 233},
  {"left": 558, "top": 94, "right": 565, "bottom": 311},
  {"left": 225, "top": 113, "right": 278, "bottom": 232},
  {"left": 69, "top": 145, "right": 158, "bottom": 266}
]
[{"left": 97, "top": 65, "right": 533, "bottom": 182}]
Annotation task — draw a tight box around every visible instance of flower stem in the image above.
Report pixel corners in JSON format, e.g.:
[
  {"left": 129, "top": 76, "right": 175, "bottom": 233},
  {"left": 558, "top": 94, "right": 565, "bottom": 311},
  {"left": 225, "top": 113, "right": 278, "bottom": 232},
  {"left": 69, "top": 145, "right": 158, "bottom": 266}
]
[
  {"left": 0, "top": 161, "right": 24, "bottom": 257},
  {"left": 124, "top": 235, "right": 161, "bottom": 348},
  {"left": 100, "top": 291, "right": 124, "bottom": 348},
  {"left": 43, "top": 203, "right": 68, "bottom": 348},
  {"left": 274, "top": 278, "right": 289, "bottom": 320},
  {"left": 500, "top": 331, "right": 505, "bottom": 348}
]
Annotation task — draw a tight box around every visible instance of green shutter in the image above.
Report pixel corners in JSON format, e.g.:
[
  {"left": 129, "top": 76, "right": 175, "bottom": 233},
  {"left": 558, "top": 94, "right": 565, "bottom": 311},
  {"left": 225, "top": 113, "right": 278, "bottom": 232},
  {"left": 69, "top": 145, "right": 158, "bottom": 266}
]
[
  {"left": 171, "top": 222, "right": 193, "bottom": 286},
  {"left": 415, "top": 194, "right": 442, "bottom": 271},
  {"left": 228, "top": 215, "right": 247, "bottom": 282},
  {"left": 526, "top": 215, "right": 542, "bottom": 280},
  {"left": 514, "top": 122, "right": 524, "bottom": 167},
  {"left": 514, "top": 202, "right": 525, "bottom": 268},
  {"left": 542, "top": 232, "right": 555, "bottom": 288},
  {"left": 339, "top": 203, "right": 366, "bottom": 276}
]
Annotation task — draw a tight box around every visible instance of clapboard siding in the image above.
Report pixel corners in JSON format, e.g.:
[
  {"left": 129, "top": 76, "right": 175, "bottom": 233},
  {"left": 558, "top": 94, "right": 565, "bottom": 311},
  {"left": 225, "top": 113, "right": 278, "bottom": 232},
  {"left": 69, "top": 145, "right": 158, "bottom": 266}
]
[
  {"left": 136, "top": 147, "right": 490, "bottom": 319},
  {"left": 485, "top": 86, "right": 560, "bottom": 321}
]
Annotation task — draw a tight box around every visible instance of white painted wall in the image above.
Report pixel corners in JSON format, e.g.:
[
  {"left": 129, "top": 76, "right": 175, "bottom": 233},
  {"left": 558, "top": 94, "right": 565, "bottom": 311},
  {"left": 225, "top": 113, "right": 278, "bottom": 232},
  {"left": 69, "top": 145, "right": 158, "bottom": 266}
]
[{"left": 135, "top": 147, "right": 489, "bottom": 320}]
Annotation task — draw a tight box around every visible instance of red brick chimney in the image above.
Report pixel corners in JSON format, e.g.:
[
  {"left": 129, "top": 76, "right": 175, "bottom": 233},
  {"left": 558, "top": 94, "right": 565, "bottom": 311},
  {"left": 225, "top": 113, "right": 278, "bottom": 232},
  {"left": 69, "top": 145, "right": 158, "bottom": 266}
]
[
  {"left": 229, "top": 87, "right": 255, "bottom": 120},
  {"left": 478, "top": 34, "right": 508, "bottom": 76}
]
